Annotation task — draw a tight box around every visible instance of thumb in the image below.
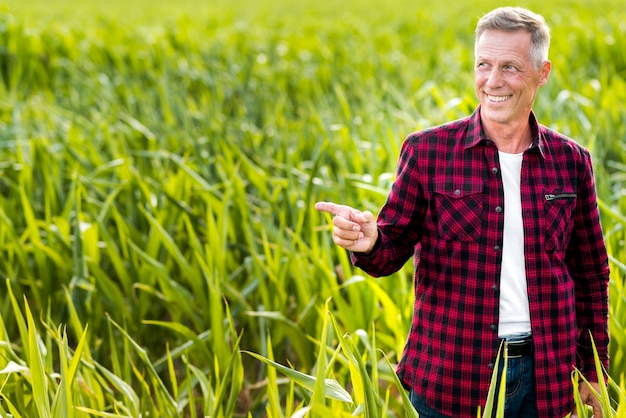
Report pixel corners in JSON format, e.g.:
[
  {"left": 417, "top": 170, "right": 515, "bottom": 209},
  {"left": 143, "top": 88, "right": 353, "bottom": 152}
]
[
  {"left": 352, "top": 210, "right": 377, "bottom": 235},
  {"left": 353, "top": 210, "right": 374, "bottom": 224}
]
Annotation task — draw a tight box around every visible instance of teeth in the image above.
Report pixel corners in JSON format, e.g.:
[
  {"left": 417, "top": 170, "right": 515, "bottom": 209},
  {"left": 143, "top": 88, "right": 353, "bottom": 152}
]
[{"left": 488, "top": 95, "right": 511, "bottom": 102}]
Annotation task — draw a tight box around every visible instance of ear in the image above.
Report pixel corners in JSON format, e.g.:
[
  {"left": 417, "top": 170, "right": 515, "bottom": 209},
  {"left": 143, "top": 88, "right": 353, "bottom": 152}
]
[{"left": 538, "top": 60, "right": 552, "bottom": 86}]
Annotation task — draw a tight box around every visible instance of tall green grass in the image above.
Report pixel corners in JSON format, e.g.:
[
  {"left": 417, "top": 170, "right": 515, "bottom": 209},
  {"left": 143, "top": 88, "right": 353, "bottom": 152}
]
[{"left": 0, "top": 0, "right": 625, "bottom": 416}]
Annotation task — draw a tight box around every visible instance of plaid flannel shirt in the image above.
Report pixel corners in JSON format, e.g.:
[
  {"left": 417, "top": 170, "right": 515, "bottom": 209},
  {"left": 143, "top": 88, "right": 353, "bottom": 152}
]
[{"left": 352, "top": 106, "right": 610, "bottom": 417}]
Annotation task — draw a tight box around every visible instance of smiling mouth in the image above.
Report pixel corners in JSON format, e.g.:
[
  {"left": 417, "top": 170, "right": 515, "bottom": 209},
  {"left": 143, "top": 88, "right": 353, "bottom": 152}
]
[{"left": 487, "top": 94, "right": 512, "bottom": 103}]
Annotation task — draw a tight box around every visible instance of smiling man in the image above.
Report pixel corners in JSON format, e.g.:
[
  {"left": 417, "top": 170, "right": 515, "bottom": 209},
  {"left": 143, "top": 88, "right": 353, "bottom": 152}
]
[
  {"left": 474, "top": 27, "right": 551, "bottom": 153},
  {"left": 315, "top": 7, "right": 610, "bottom": 418}
]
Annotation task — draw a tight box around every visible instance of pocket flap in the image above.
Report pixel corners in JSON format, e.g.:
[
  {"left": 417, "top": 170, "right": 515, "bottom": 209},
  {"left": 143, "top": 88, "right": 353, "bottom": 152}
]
[{"left": 434, "top": 181, "right": 483, "bottom": 198}]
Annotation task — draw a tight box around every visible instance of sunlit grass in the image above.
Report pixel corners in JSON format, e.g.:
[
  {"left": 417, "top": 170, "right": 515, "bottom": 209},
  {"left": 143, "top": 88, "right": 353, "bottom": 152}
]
[{"left": 0, "top": 0, "right": 624, "bottom": 415}]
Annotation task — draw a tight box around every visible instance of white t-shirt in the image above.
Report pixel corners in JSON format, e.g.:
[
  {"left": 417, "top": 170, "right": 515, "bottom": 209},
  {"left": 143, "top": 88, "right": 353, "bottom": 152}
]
[{"left": 497, "top": 151, "right": 531, "bottom": 338}]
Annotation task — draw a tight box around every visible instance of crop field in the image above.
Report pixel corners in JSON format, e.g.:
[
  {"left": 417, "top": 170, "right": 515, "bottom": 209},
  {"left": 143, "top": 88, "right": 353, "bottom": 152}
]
[{"left": 0, "top": 0, "right": 625, "bottom": 416}]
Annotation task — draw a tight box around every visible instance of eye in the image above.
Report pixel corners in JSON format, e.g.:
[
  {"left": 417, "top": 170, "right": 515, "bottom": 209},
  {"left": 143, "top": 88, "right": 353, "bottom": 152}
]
[{"left": 503, "top": 64, "right": 519, "bottom": 72}]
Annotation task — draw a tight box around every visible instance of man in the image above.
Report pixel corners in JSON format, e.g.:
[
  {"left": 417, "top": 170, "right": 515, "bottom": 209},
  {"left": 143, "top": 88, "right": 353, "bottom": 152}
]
[{"left": 315, "top": 7, "right": 609, "bottom": 418}]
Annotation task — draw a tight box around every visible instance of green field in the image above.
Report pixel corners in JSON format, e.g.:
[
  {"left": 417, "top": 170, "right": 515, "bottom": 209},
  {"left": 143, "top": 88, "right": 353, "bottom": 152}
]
[{"left": 0, "top": 0, "right": 625, "bottom": 416}]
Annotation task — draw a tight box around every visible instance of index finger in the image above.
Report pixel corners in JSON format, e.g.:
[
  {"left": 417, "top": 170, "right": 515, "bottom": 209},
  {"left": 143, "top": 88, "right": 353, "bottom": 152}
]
[{"left": 314, "top": 201, "right": 347, "bottom": 217}]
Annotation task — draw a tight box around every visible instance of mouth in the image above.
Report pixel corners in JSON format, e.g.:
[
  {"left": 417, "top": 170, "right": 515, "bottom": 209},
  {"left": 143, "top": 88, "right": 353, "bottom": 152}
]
[{"left": 487, "top": 94, "right": 512, "bottom": 103}]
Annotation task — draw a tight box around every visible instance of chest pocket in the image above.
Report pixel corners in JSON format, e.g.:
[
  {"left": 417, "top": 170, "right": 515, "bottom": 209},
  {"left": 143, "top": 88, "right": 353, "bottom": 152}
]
[
  {"left": 433, "top": 182, "right": 483, "bottom": 242},
  {"left": 544, "top": 189, "right": 576, "bottom": 252}
]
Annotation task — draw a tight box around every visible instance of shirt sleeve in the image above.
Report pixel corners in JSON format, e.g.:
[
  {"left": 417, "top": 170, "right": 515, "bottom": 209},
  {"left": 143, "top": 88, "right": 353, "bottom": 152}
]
[
  {"left": 351, "top": 135, "right": 426, "bottom": 276},
  {"left": 565, "top": 149, "right": 610, "bottom": 381}
]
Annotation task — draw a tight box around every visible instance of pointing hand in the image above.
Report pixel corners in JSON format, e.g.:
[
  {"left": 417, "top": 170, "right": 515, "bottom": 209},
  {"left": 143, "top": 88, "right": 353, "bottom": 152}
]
[{"left": 315, "top": 201, "right": 378, "bottom": 253}]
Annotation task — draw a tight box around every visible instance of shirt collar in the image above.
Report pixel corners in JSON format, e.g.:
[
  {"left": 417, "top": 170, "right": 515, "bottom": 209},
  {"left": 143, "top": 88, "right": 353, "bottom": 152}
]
[{"left": 464, "top": 106, "right": 546, "bottom": 159}]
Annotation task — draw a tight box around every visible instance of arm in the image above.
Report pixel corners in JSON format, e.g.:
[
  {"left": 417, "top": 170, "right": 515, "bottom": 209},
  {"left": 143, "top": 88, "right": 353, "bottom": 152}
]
[
  {"left": 316, "top": 135, "right": 427, "bottom": 277},
  {"left": 566, "top": 150, "right": 610, "bottom": 391},
  {"left": 351, "top": 136, "right": 426, "bottom": 276}
]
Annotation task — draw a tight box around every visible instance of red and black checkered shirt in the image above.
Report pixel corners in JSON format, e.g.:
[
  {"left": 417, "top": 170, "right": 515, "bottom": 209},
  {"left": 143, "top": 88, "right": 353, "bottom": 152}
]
[{"left": 352, "top": 106, "right": 609, "bottom": 417}]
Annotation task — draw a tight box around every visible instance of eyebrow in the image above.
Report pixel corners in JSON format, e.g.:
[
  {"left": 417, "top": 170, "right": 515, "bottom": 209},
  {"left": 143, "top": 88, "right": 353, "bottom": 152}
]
[{"left": 475, "top": 56, "right": 523, "bottom": 66}]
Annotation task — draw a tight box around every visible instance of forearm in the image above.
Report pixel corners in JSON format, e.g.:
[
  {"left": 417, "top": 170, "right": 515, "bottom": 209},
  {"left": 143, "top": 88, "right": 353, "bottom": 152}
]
[
  {"left": 351, "top": 228, "right": 417, "bottom": 277},
  {"left": 575, "top": 273, "right": 610, "bottom": 379}
]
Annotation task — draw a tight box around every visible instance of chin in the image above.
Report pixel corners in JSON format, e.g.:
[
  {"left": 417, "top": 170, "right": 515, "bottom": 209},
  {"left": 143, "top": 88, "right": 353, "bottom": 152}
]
[{"left": 482, "top": 112, "right": 511, "bottom": 125}]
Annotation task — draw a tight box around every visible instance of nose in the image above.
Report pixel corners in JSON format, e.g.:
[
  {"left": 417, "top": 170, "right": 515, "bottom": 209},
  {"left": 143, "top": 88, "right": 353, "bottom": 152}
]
[{"left": 486, "top": 68, "right": 504, "bottom": 88}]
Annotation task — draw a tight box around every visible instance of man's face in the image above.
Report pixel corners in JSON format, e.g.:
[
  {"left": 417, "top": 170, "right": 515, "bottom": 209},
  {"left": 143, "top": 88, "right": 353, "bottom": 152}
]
[{"left": 474, "top": 29, "right": 551, "bottom": 128}]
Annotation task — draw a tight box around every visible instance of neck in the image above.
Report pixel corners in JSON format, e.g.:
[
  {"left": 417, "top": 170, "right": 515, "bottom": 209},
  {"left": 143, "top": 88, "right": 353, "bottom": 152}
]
[{"left": 483, "top": 121, "right": 533, "bottom": 154}]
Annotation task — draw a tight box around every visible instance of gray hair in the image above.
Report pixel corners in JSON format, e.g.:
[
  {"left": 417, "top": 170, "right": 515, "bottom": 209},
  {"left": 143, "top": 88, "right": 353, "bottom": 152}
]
[{"left": 475, "top": 7, "right": 551, "bottom": 69}]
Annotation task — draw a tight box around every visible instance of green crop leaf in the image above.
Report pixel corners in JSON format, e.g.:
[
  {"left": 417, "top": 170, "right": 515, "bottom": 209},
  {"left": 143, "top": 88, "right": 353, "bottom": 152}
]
[{"left": 242, "top": 351, "right": 352, "bottom": 403}]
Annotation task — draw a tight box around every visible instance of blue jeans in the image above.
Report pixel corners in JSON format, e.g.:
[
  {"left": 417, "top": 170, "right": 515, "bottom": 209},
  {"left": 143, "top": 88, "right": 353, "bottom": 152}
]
[
  {"left": 409, "top": 390, "right": 452, "bottom": 417},
  {"left": 493, "top": 353, "right": 538, "bottom": 417},
  {"left": 409, "top": 354, "right": 538, "bottom": 418}
]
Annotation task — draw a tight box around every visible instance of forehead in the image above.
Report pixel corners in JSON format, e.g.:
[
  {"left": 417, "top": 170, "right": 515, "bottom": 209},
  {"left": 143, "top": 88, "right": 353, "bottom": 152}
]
[{"left": 475, "top": 29, "right": 532, "bottom": 60}]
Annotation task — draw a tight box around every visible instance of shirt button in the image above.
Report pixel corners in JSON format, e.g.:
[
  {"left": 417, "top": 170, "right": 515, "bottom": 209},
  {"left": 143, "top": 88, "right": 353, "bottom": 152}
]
[
  {"left": 494, "top": 245, "right": 501, "bottom": 252},
  {"left": 454, "top": 189, "right": 461, "bottom": 196},
  {"left": 492, "top": 167, "right": 499, "bottom": 175},
  {"left": 492, "top": 284, "right": 498, "bottom": 292},
  {"left": 490, "top": 324, "right": 497, "bottom": 332},
  {"left": 495, "top": 206, "right": 503, "bottom": 213},
  {"left": 488, "top": 363, "right": 495, "bottom": 370}
]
